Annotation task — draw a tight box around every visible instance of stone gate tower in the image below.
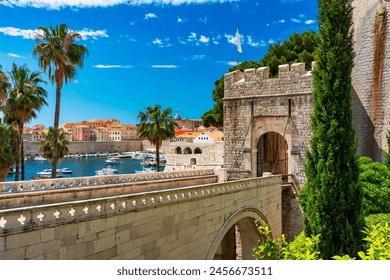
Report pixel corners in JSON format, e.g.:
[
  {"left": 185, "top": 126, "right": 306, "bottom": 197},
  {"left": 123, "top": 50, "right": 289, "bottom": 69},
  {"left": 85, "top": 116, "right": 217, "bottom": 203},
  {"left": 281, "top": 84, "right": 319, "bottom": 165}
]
[{"left": 224, "top": 0, "right": 390, "bottom": 185}]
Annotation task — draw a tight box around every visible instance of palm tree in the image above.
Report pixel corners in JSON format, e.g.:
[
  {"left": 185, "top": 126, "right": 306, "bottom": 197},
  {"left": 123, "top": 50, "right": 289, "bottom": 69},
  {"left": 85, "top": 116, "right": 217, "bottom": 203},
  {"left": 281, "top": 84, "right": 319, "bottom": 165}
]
[
  {"left": 2, "top": 63, "right": 47, "bottom": 181},
  {"left": 0, "top": 66, "right": 9, "bottom": 106},
  {"left": 136, "top": 105, "right": 178, "bottom": 172},
  {"left": 0, "top": 67, "right": 17, "bottom": 182},
  {"left": 40, "top": 127, "right": 69, "bottom": 165},
  {"left": 33, "top": 23, "right": 88, "bottom": 178},
  {"left": 0, "top": 123, "right": 18, "bottom": 181}
]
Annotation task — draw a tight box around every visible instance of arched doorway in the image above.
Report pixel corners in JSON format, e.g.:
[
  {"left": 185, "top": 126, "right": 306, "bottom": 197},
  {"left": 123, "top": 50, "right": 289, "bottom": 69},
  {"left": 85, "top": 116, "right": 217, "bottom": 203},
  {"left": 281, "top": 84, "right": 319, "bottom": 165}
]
[{"left": 257, "top": 132, "right": 288, "bottom": 176}]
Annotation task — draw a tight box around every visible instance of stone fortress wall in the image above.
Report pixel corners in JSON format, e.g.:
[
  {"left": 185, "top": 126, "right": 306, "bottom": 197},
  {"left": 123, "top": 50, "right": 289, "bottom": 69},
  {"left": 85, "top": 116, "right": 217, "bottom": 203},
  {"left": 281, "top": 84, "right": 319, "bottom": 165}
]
[
  {"left": 352, "top": 0, "right": 390, "bottom": 161},
  {"left": 224, "top": 1, "right": 390, "bottom": 183},
  {"left": 23, "top": 140, "right": 142, "bottom": 156}
]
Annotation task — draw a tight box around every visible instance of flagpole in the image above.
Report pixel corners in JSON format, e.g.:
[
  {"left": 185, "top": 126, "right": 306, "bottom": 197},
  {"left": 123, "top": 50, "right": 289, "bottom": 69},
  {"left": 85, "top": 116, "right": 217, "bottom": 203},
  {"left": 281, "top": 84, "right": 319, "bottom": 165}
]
[
  {"left": 237, "top": 25, "right": 239, "bottom": 65},
  {"left": 236, "top": 25, "right": 242, "bottom": 66}
]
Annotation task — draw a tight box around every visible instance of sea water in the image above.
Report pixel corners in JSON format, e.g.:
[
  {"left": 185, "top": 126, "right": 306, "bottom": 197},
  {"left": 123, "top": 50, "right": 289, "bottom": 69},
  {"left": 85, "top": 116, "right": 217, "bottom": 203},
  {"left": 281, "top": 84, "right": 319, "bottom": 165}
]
[{"left": 5, "top": 156, "right": 146, "bottom": 182}]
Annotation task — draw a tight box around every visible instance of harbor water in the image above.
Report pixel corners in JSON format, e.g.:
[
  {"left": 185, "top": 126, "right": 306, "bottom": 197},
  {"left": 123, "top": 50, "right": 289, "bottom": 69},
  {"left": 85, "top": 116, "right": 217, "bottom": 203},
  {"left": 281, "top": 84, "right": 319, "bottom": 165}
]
[{"left": 5, "top": 156, "right": 149, "bottom": 182}]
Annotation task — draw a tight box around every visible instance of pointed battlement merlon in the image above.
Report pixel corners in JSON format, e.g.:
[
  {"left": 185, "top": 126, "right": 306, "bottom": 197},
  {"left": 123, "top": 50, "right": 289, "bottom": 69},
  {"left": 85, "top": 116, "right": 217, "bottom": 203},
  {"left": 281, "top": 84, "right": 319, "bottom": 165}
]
[
  {"left": 225, "top": 62, "right": 312, "bottom": 86},
  {"left": 224, "top": 62, "right": 313, "bottom": 98}
]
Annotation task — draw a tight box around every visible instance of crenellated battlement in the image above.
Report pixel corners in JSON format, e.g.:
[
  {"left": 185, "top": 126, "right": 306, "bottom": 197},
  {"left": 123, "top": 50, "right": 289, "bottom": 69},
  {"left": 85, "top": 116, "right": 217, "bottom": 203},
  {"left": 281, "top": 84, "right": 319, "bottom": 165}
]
[{"left": 224, "top": 62, "right": 314, "bottom": 99}]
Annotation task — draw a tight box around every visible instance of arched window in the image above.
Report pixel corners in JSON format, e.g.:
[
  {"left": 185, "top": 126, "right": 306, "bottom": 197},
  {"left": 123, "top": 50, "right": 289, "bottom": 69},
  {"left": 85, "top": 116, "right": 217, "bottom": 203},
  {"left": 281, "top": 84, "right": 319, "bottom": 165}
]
[
  {"left": 194, "top": 147, "right": 202, "bottom": 154},
  {"left": 184, "top": 147, "right": 192, "bottom": 154},
  {"left": 175, "top": 147, "right": 182, "bottom": 154}
]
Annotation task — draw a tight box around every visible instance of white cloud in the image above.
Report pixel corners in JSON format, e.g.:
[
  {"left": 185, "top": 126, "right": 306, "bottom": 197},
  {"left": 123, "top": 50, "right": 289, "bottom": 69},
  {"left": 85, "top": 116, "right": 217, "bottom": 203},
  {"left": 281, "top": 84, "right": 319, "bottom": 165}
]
[
  {"left": 177, "top": 17, "right": 183, "bottom": 23},
  {"left": 144, "top": 12, "right": 157, "bottom": 20},
  {"left": 153, "top": 38, "right": 162, "bottom": 45},
  {"left": 212, "top": 35, "right": 221, "bottom": 45},
  {"left": 268, "top": 39, "right": 276, "bottom": 44},
  {"left": 152, "top": 37, "right": 171, "bottom": 47},
  {"left": 246, "top": 36, "right": 262, "bottom": 47},
  {"left": 199, "top": 17, "right": 208, "bottom": 24},
  {"left": 278, "top": 19, "right": 286, "bottom": 23},
  {"left": 0, "top": 26, "right": 108, "bottom": 41},
  {"left": 151, "top": 65, "right": 179, "bottom": 68},
  {"left": 186, "top": 32, "right": 209, "bottom": 45},
  {"left": 188, "top": 32, "right": 197, "bottom": 42},
  {"left": 93, "top": 64, "right": 132, "bottom": 69},
  {"left": 0, "top": 27, "right": 41, "bottom": 39},
  {"left": 199, "top": 35, "right": 209, "bottom": 43},
  {"left": 7, "top": 52, "right": 24, "bottom": 58},
  {"left": 0, "top": 0, "right": 239, "bottom": 9},
  {"left": 77, "top": 28, "right": 108, "bottom": 40},
  {"left": 227, "top": 61, "right": 239, "bottom": 66},
  {"left": 305, "top": 19, "right": 316, "bottom": 25},
  {"left": 191, "top": 54, "right": 206, "bottom": 60},
  {"left": 291, "top": 18, "right": 301, "bottom": 23}
]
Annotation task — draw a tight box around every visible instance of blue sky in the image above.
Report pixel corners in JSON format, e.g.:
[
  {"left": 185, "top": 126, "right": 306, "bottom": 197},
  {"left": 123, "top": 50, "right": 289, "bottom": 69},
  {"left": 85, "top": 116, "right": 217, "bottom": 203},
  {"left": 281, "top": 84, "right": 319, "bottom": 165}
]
[{"left": 0, "top": 0, "right": 318, "bottom": 127}]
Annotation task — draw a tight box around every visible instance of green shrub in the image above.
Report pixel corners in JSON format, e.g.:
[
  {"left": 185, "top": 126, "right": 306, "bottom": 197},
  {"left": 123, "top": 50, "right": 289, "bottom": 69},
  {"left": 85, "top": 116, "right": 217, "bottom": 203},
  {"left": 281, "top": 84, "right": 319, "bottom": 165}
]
[
  {"left": 254, "top": 222, "right": 390, "bottom": 260},
  {"left": 253, "top": 224, "right": 321, "bottom": 260},
  {"left": 365, "top": 213, "right": 390, "bottom": 227},
  {"left": 357, "top": 157, "right": 390, "bottom": 215}
]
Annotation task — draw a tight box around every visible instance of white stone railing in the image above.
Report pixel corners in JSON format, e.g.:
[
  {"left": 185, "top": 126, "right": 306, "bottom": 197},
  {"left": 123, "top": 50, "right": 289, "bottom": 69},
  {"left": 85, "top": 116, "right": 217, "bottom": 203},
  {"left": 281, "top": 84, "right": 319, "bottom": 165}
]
[
  {"left": 0, "top": 169, "right": 215, "bottom": 194},
  {"left": 0, "top": 175, "right": 282, "bottom": 232}
]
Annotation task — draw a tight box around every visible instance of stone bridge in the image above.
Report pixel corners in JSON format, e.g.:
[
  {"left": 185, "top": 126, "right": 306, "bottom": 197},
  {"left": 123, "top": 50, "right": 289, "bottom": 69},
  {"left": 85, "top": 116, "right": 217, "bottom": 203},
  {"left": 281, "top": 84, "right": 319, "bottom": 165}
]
[{"left": 0, "top": 170, "right": 290, "bottom": 260}]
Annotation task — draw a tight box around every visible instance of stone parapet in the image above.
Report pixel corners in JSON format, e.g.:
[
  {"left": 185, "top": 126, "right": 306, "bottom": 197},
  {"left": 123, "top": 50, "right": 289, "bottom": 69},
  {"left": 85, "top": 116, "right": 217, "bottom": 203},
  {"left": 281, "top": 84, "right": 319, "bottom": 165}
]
[{"left": 0, "top": 169, "right": 215, "bottom": 195}]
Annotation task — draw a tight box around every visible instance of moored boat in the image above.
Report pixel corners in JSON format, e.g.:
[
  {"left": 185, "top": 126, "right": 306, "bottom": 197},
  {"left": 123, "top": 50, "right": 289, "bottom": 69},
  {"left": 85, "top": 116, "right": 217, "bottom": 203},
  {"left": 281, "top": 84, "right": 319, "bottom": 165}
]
[
  {"left": 95, "top": 168, "right": 118, "bottom": 176},
  {"left": 105, "top": 157, "right": 120, "bottom": 165}
]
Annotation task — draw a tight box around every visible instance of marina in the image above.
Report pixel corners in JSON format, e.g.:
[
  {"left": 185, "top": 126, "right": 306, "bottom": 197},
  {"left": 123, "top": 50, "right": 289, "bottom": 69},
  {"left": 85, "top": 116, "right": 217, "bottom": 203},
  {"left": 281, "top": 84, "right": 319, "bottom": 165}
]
[{"left": 5, "top": 152, "right": 159, "bottom": 181}]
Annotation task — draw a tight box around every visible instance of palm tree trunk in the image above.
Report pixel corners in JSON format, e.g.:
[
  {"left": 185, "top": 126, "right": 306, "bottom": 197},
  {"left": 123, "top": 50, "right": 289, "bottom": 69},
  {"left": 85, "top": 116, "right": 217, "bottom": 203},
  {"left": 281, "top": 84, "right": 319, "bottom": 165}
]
[
  {"left": 14, "top": 123, "right": 23, "bottom": 181},
  {"left": 156, "top": 142, "right": 160, "bottom": 172},
  {"left": 21, "top": 139, "right": 25, "bottom": 181},
  {"left": 51, "top": 80, "right": 62, "bottom": 178},
  {"left": 0, "top": 170, "right": 8, "bottom": 182}
]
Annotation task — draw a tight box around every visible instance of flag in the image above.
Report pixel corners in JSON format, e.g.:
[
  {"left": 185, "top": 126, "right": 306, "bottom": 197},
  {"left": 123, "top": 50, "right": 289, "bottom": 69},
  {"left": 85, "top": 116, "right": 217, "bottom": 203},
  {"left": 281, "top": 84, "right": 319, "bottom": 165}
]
[{"left": 236, "top": 27, "right": 242, "bottom": 53}]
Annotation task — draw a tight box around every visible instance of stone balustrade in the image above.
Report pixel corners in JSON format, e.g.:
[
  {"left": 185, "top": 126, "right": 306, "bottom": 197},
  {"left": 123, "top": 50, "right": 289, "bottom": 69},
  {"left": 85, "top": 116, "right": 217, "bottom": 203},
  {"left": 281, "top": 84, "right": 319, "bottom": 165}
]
[
  {"left": 0, "top": 169, "right": 215, "bottom": 194},
  {"left": 0, "top": 175, "right": 281, "bottom": 234}
]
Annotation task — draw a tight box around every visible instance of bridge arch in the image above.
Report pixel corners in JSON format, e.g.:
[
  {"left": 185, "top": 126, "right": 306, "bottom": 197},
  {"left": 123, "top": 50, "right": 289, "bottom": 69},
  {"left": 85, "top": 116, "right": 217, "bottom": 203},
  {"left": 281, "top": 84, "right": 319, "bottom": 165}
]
[{"left": 206, "top": 207, "right": 270, "bottom": 260}]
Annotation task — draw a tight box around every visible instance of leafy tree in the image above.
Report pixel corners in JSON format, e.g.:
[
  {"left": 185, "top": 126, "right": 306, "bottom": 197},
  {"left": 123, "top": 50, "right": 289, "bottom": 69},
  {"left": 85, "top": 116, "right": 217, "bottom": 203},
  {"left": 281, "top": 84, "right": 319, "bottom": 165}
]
[
  {"left": 0, "top": 123, "right": 18, "bottom": 182},
  {"left": 33, "top": 23, "right": 88, "bottom": 178},
  {"left": 300, "top": 0, "right": 365, "bottom": 259},
  {"left": 357, "top": 156, "right": 390, "bottom": 215},
  {"left": 136, "top": 105, "right": 178, "bottom": 172},
  {"left": 40, "top": 127, "right": 69, "bottom": 164},
  {"left": 202, "top": 31, "right": 318, "bottom": 127},
  {"left": 2, "top": 63, "right": 47, "bottom": 181}
]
